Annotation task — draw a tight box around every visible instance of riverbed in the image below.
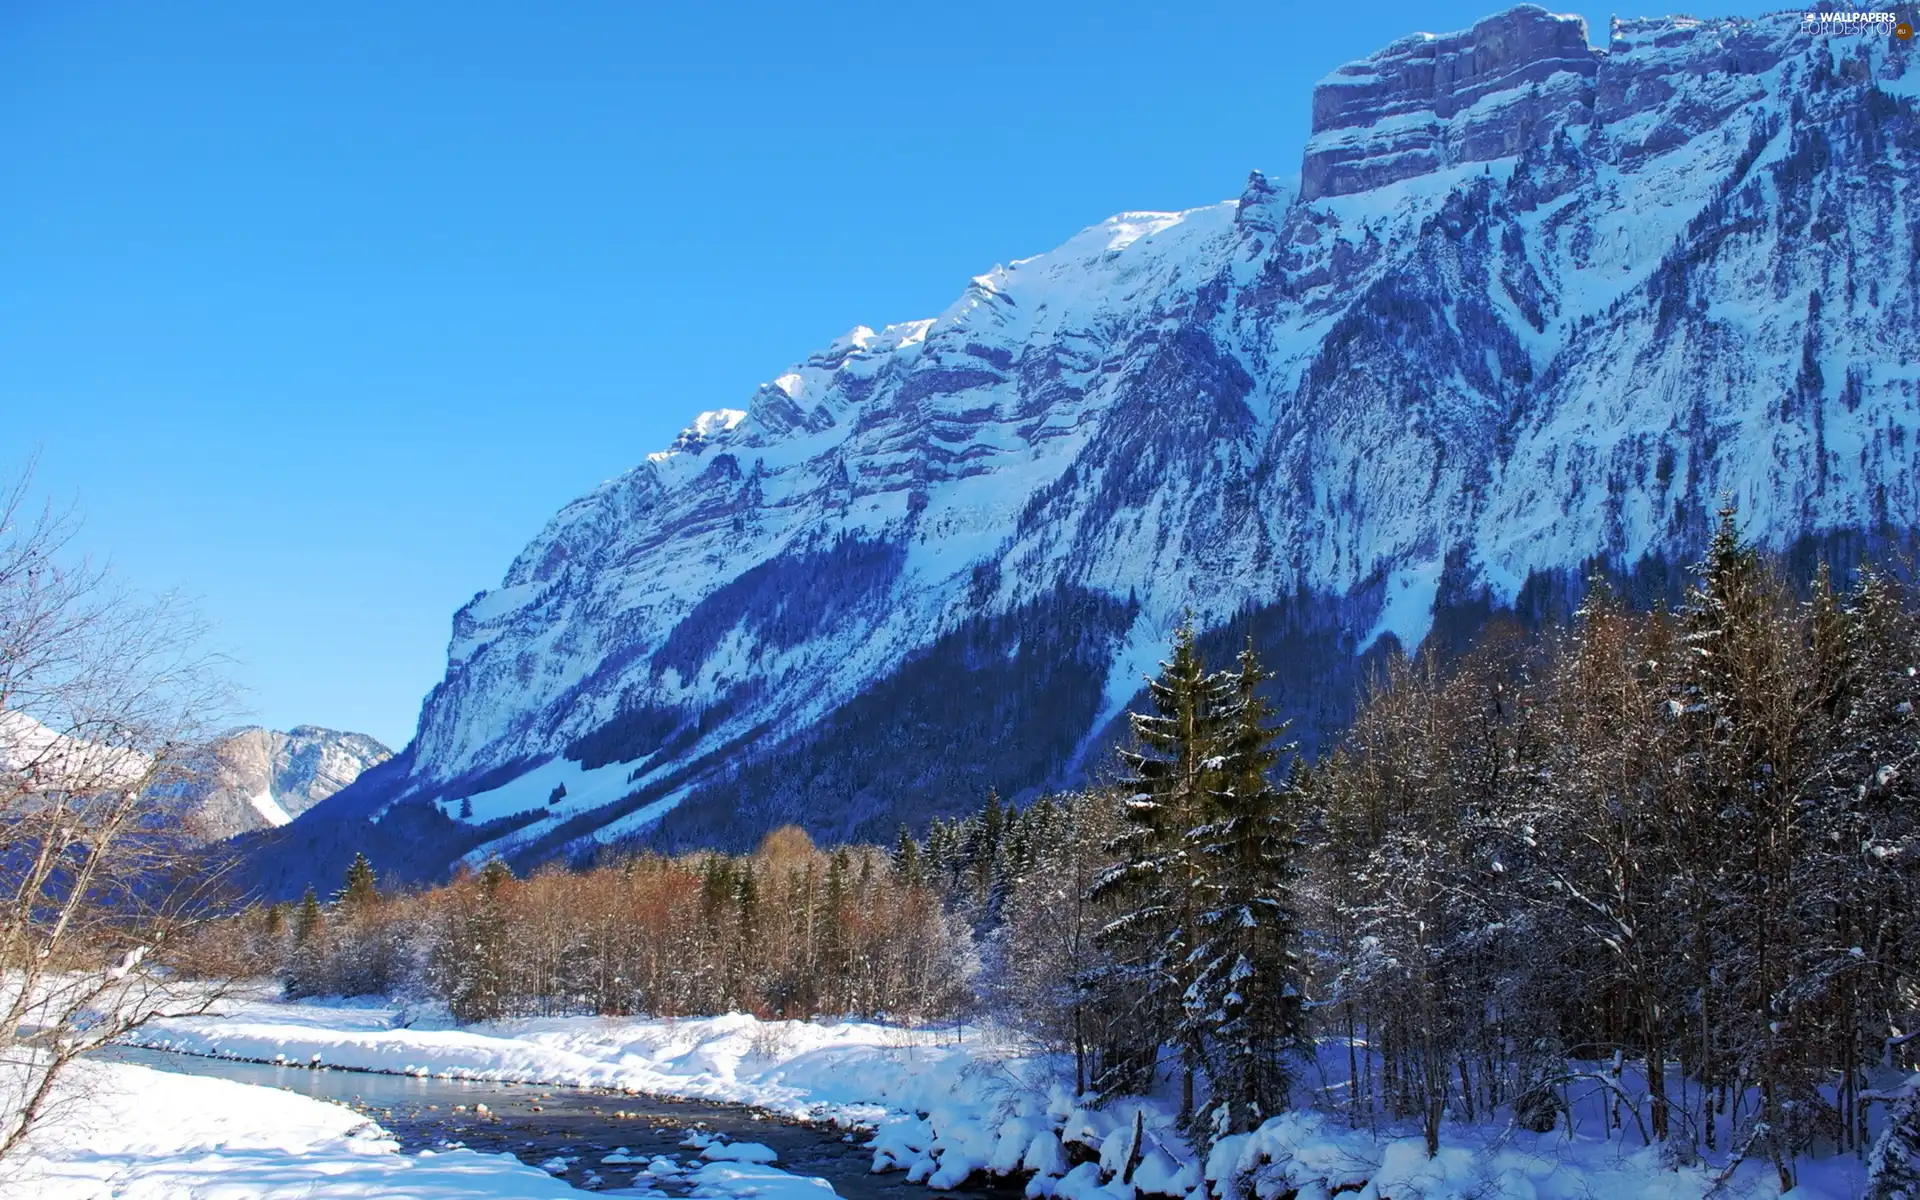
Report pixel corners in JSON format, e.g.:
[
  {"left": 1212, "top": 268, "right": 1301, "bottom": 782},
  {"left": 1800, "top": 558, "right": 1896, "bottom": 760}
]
[{"left": 93, "top": 1044, "right": 1017, "bottom": 1198}]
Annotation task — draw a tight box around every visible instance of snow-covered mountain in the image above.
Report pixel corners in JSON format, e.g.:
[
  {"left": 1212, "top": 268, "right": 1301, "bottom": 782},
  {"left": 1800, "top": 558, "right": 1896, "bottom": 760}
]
[
  {"left": 3, "top": 708, "right": 389, "bottom": 846},
  {"left": 182, "top": 726, "right": 391, "bottom": 842},
  {"left": 248, "top": 6, "right": 1919, "bottom": 891},
  {"left": 0, "top": 708, "right": 152, "bottom": 791}
]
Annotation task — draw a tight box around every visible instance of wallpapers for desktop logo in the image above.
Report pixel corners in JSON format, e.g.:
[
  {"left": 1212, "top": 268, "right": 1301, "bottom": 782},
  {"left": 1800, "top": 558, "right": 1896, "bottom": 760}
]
[{"left": 1801, "top": 9, "right": 1912, "bottom": 38}]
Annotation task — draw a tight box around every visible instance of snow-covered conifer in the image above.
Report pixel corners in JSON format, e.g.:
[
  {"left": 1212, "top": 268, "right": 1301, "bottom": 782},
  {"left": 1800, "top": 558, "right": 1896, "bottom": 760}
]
[
  {"left": 1186, "top": 641, "right": 1306, "bottom": 1144},
  {"left": 1089, "top": 618, "right": 1232, "bottom": 1111}
]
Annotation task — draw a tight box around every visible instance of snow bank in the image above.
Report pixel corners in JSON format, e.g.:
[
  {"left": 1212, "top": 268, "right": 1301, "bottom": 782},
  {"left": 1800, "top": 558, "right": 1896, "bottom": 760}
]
[
  {"left": 687, "top": 1159, "right": 837, "bottom": 1200},
  {"left": 10, "top": 1058, "right": 581, "bottom": 1199},
  {"left": 129, "top": 995, "right": 1876, "bottom": 1198},
  {"left": 131, "top": 996, "right": 985, "bottom": 1122}
]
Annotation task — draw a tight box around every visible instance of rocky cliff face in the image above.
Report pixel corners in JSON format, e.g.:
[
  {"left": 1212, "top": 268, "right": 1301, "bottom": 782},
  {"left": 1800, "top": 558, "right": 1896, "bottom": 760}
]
[
  {"left": 183, "top": 725, "right": 391, "bottom": 842},
  {"left": 1302, "top": 6, "right": 1600, "bottom": 200},
  {"left": 246, "top": 6, "right": 1920, "bottom": 892}
]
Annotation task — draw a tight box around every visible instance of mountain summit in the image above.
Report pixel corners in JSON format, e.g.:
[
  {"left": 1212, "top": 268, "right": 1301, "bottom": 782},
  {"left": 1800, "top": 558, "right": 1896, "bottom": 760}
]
[
  {"left": 245, "top": 6, "right": 1919, "bottom": 894},
  {"left": 184, "top": 725, "right": 392, "bottom": 842}
]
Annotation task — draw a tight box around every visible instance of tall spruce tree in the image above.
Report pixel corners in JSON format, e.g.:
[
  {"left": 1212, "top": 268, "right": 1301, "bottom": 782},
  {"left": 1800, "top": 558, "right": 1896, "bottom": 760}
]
[
  {"left": 338, "top": 852, "right": 379, "bottom": 913},
  {"left": 969, "top": 790, "right": 1008, "bottom": 915},
  {"left": 292, "top": 886, "right": 321, "bottom": 945},
  {"left": 925, "top": 819, "right": 964, "bottom": 899},
  {"left": 1089, "top": 619, "right": 1231, "bottom": 1113},
  {"left": 1188, "top": 640, "right": 1306, "bottom": 1144},
  {"left": 284, "top": 886, "right": 326, "bottom": 998},
  {"left": 891, "top": 824, "right": 924, "bottom": 886}
]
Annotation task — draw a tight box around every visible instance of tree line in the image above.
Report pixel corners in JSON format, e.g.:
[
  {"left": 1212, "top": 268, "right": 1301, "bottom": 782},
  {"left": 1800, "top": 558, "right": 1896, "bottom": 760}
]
[{"left": 191, "top": 827, "right": 970, "bottom": 1024}]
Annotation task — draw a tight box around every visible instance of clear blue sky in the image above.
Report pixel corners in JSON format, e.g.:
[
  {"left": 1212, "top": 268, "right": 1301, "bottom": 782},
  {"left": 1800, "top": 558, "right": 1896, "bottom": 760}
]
[{"left": 1, "top": 1, "right": 1780, "bottom": 749}]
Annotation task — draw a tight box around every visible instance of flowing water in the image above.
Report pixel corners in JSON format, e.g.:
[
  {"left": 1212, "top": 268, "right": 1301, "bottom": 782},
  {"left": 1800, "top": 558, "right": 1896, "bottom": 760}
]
[{"left": 93, "top": 1044, "right": 1012, "bottom": 1198}]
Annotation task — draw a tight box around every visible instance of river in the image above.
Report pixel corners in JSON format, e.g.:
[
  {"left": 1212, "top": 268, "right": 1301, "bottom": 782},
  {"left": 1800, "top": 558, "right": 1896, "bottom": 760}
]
[{"left": 94, "top": 1044, "right": 1014, "bottom": 1198}]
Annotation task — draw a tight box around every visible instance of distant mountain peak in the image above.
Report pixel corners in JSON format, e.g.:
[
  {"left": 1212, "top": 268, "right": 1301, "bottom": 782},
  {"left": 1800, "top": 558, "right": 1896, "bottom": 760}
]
[{"left": 185, "top": 725, "right": 392, "bottom": 843}]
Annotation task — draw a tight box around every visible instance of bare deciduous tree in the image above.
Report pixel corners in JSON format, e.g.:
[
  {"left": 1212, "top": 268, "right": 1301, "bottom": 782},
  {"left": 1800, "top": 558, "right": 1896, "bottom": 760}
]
[{"left": 1, "top": 464, "right": 234, "bottom": 1161}]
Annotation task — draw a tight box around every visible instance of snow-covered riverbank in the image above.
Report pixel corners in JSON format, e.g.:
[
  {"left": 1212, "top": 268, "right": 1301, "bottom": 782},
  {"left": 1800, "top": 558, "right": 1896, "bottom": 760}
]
[
  {"left": 127, "top": 993, "right": 981, "bottom": 1123},
  {"left": 120, "top": 992, "right": 1885, "bottom": 1199},
  {"left": 14, "top": 1053, "right": 873, "bottom": 1200},
  {"left": 8, "top": 1057, "right": 583, "bottom": 1199}
]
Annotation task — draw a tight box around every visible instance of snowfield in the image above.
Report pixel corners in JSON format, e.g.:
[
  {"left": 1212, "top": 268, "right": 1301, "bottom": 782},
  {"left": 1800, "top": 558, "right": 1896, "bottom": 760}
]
[
  {"left": 120, "top": 994, "right": 1892, "bottom": 1199},
  {"left": 8, "top": 1058, "right": 582, "bottom": 1199}
]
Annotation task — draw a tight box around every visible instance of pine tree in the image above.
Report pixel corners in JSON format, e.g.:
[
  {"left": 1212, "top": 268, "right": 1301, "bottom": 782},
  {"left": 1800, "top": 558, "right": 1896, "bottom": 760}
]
[
  {"left": 478, "top": 857, "right": 513, "bottom": 892},
  {"left": 1188, "top": 640, "right": 1306, "bottom": 1143},
  {"left": 338, "top": 852, "right": 379, "bottom": 913},
  {"left": 925, "top": 818, "right": 965, "bottom": 899},
  {"left": 1865, "top": 1088, "right": 1920, "bottom": 1200},
  {"left": 284, "top": 886, "right": 326, "bottom": 998},
  {"left": 697, "top": 855, "right": 738, "bottom": 1010},
  {"left": 1000, "top": 807, "right": 1036, "bottom": 886},
  {"left": 891, "top": 824, "right": 923, "bottom": 886},
  {"left": 1007, "top": 797, "right": 1053, "bottom": 881},
  {"left": 1089, "top": 619, "right": 1231, "bottom": 1111},
  {"left": 969, "top": 790, "right": 1007, "bottom": 913},
  {"left": 293, "top": 886, "right": 321, "bottom": 945},
  {"left": 699, "top": 855, "right": 736, "bottom": 919},
  {"left": 324, "top": 852, "right": 391, "bottom": 996}
]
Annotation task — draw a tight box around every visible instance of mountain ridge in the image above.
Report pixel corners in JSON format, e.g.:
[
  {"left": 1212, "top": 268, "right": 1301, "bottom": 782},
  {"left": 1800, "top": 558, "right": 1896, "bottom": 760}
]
[{"left": 238, "top": 5, "right": 1920, "bottom": 895}]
